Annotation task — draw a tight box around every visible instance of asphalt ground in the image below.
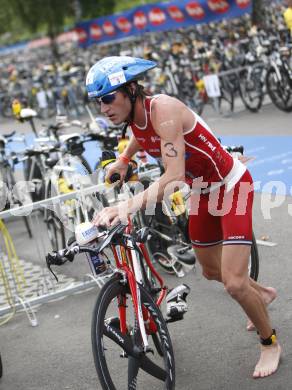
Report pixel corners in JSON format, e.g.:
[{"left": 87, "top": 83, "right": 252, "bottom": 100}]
[{"left": 0, "top": 101, "right": 292, "bottom": 390}]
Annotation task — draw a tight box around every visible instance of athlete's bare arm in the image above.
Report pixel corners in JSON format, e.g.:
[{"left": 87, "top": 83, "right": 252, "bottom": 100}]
[
  {"left": 121, "top": 134, "right": 141, "bottom": 158},
  {"left": 118, "top": 96, "right": 186, "bottom": 215}
]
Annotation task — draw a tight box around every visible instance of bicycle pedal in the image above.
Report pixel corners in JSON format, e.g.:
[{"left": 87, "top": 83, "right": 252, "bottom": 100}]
[
  {"left": 166, "top": 284, "right": 190, "bottom": 320},
  {"left": 165, "top": 309, "right": 185, "bottom": 323},
  {"left": 166, "top": 284, "right": 190, "bottom": 302}
]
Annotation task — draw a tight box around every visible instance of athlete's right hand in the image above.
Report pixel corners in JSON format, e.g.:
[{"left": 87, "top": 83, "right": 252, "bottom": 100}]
[{"left": 105, "top": 158, "right": 128, "bottom": 184}]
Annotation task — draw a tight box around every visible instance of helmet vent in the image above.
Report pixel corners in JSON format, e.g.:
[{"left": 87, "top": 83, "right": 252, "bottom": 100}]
[{"left": 122, "top": 66, "right": 128, "bottom": 70}]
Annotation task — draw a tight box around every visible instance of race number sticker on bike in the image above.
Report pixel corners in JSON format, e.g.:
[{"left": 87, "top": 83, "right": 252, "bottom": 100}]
[{"left": 203, "top": 74, "right": 221, "bottom": 98}]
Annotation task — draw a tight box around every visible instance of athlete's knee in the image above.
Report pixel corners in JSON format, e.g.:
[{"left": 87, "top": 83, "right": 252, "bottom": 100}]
[{"left": 223, "top": 277, "right": 249, "bottom": 300}]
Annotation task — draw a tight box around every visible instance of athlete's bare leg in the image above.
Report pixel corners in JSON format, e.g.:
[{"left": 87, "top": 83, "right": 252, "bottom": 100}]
[
  {"left": 194, "top": 246, "right": 277, "bottom": 331},
  {"left": 246, "top": 282, "right": 277, "bottom": 331},
  {"left": 194, "top": 244, "right": 281, "bottom": 378},
  {"left": 221, "top": 244, "right": 281, "bottom": 378}
]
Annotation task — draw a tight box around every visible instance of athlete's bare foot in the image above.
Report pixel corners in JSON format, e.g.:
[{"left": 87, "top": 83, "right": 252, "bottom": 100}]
[
  {"left": 253, "top": 343, "right": 282, "bottom": 378},
  {"left": 247, "top": 287, "right": 277, "bottom": 331}
]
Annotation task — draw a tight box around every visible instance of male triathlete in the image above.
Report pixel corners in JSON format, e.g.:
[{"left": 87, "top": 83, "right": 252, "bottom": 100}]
[{"left": 86, "top": 56, "right": 281, "bottom": 378}]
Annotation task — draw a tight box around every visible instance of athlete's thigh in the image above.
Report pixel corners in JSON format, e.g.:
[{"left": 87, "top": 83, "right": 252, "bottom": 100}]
[
  {"left": 221, "top": 244, "right": 251, "bottom": 284},
  {"left": 220, "top": 169, "right": 254, "bottom": 246},
  {"left": 194, "top": 244, "right": 222, "bottom": 273}
]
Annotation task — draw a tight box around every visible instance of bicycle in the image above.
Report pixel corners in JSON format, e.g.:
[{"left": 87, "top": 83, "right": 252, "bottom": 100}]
[
  {"left": 46, "top": 216, "right": 194, "bottom": 389},
  {"left": 0, "top": 132, "right": 32, "bottom": 238}
]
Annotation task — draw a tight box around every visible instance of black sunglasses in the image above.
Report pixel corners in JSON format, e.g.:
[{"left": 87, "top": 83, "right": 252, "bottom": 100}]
[{"left": 97, "top": 91, "right": 117, "bottom": 105}]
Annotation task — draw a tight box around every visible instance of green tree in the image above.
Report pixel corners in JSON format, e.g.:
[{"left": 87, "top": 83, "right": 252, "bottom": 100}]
[
  {"left": 8, "top": 0, "right": 75, "bottom": 58},
  {"left": 1, "top": 0, "right": 117, "bottom": 55},
  {"left": 0, "top": 0, "right": 13, "bottom": 36},
  {"left": 79, "top": 0, "right": 116, "bottom": 20}
]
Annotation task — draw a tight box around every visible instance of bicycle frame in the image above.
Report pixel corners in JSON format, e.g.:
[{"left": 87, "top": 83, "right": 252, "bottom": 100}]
[{"left": 109, "top": 221, "right": 167, "bottom": 351}]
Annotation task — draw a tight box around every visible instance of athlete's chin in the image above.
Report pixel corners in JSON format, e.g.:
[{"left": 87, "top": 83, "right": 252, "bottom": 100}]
[{"left": 109, "top": 116, "right": 124, "bottom": 125}]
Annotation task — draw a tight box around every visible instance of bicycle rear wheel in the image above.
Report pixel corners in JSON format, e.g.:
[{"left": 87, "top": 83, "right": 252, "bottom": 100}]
[
  {"left": 249, "top": 232, "right": 259, "bottom": 281},
  {"left": 92, "top": 276, "right": 175, "bottom": 390}
]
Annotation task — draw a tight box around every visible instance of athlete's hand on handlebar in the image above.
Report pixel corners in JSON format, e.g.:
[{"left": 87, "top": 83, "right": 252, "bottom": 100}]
[{"left": 93, "top": 206, "right": 123, "bottom": 228}]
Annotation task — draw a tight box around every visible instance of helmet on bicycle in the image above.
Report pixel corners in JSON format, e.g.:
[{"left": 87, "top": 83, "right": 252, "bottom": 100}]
[{"left": 86, "top": 56, "right": 157, "bottom": 99}]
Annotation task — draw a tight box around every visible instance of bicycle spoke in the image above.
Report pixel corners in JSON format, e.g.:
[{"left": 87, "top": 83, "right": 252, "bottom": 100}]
[
  {"left": 139, "top": 353, "right": 168, "bottom": 381},
  {"left": 103, "top": 324, "right": 134, "bottom": 355},
  {"left": 128, "top": 356, "right": 140, "bottom": 389}
]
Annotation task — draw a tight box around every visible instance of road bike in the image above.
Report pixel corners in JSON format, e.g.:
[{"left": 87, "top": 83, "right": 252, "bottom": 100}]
[{"left": 46, "top": 216, "right": 194, "bottom": 389}]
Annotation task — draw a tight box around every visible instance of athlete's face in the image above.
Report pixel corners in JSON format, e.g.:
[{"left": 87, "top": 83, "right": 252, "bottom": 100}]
[{"left": 99, "top": 90, "right": 131, "bottom": 125}]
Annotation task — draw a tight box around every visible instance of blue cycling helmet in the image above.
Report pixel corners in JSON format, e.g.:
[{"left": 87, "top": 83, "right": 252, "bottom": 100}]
[{"left": 86, "top": 56, "right": 157, "bottom": 99}]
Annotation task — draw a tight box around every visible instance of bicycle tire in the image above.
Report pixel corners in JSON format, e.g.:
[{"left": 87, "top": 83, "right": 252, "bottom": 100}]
[
  {"left": 0, "top": 351, "right": 2, "bottom": 378},
  {"left": 77, "top": 154, "right": 92, "bottom": 174},
  {"left": 218, "top": 82, "right": 234, "bottom": 115},
  {"left": 1, "top": 96, "right": 13, "bottom": 118},
  {"left": 239, "top": 68, "right": 264, "bottom": 113},
  {"left": 6, "top": 166, "right": 33, "bottom": 238},
  {"left": 23, "top": 157, "right": 44, "bottom": 202},
  {"left": 45, "top": 181, "right": 66, "bottom": 252},
  {"left": 266, "top": 67, "right": 292, "bottom": 112},
  {"left": 91, "top": 276, "right": 175, "bottom": 390},
  {"left": 138, "top": 177, "right": 188, "bottom": 274},
  {"left": 249, "top": 232, "right": 259, "bottom": 281}
]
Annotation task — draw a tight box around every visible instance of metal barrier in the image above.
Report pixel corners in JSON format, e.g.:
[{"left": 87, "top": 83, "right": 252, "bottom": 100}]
[
  {"left": 0, "top": 183, "right": 106, "bottom": 325},
  {"left": 0, "top": 167, "right": 160, "bottom": 326}
]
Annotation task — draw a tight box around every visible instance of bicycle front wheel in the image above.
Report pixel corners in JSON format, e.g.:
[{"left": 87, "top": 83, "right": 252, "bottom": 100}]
[
  {"left": 92, "top": 276, "right": 175, "bottom": 390},
  {"left": 239, "top": 67, "right": 264, "bottom": 113}
]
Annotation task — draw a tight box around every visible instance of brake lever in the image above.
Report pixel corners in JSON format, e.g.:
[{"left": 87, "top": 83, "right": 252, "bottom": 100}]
[
  {"left": 45, "top": 250, "right": 75, "bottom": 281},
  {"left": 46, "top": 253, "right": 61, "bottom": 282}
]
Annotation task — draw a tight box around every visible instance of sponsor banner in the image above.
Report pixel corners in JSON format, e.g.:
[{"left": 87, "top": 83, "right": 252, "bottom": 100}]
[
  {"left": 75, "top": 0, "right": 251, "bottom": 47},
  {"left": 0, "top": 41, "right": 28, "bottom": 56}
]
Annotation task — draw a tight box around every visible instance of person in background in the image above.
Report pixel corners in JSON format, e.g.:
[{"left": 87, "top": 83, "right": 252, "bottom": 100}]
[{"left": 283, "top": 0, "right": 292, "bottom": 38}]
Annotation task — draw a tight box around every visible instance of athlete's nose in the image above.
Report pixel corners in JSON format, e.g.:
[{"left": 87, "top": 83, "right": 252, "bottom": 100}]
[{"left": 100, "top": 102, "right": 110, "bottom": 115}]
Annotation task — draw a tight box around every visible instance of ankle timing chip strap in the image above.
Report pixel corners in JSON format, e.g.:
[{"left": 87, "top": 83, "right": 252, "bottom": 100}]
[{"left": 260, "top": 329, "right": 277, "bottom": 346}]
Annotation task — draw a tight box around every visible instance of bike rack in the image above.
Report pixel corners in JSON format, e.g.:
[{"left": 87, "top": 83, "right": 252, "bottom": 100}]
[
  {"left": 0, "top": 167, "right": 164, "bottom": 326},
  {"left": 0, "top": 183, "right": 106, "bottom": 325}
]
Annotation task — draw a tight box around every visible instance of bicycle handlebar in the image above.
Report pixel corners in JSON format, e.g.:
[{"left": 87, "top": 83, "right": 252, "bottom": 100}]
[{"left": 46, "top": 223, "right": 128, "bottom": 280}]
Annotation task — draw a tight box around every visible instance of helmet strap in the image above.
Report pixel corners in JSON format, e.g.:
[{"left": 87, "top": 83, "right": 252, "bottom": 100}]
[{"left": 121, "top": 84, "right": 139, "bottom": 122}]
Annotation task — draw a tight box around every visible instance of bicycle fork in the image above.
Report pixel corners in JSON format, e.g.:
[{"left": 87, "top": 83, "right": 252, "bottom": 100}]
[{"left": 126, "top": 244, "right": 149, "bottom": 351}]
